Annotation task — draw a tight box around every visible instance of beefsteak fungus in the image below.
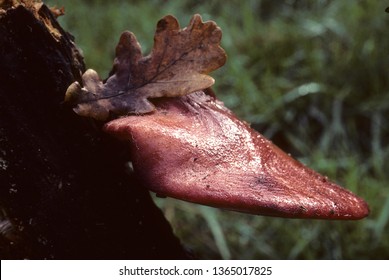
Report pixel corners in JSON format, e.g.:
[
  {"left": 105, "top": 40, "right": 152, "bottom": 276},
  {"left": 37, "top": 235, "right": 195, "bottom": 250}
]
[{"left": 66, "top": 14, "right": 369, "bottom": 220}]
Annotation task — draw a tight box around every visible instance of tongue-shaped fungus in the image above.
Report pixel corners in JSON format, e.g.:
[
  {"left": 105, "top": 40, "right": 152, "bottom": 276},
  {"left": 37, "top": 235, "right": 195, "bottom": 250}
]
[{"left": 66, "top": 14, "right": 369, "bottom": 220}]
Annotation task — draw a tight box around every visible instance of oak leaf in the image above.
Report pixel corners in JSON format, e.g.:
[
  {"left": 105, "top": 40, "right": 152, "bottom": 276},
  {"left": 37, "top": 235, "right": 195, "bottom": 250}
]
[{"left": 65, "top": 14, "right": 227, "bottom": 120}]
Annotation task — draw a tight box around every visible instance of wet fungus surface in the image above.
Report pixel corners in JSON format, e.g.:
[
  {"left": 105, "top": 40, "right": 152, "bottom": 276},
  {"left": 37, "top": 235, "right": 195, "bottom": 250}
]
[{"left": 66, "top": 14, "right": 369, "bottom": 220}]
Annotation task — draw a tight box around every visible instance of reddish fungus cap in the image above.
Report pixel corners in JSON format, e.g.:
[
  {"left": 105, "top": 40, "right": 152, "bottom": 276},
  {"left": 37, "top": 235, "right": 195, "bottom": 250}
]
[{"left": 104, "top": 91, "right": 369, "bottom": 220}]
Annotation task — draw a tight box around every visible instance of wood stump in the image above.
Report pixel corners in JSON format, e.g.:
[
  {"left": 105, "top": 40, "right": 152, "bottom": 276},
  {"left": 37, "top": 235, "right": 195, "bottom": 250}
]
[{"left": 0, "top": 3, "right": 189, "bottom": 259}]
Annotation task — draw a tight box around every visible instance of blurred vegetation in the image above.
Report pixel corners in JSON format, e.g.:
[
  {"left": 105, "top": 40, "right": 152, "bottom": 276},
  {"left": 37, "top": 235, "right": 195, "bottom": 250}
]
[{"left": 47, "top": 0, "right": 389, "bottom": 259}]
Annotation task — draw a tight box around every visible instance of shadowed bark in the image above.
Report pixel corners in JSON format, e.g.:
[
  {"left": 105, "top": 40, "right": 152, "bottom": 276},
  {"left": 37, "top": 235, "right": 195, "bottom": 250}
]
[{"left": 0, "top": 3, "right": 189, "bottom": 259}]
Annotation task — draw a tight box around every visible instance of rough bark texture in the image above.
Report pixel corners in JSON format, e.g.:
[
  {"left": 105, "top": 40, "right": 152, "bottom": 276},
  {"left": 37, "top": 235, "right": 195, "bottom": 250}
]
[{"left": 0, "top": 4, "right": 189, "bottom": 259}]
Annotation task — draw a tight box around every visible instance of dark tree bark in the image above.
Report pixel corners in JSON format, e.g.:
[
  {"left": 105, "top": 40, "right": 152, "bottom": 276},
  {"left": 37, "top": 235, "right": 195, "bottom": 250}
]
[{"left": 0, "top": 3, "right": 189, "bottom": 259}]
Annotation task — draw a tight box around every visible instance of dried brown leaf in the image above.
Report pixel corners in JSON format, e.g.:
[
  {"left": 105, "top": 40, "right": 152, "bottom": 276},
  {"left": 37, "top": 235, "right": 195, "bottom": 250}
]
[{"left": 65, "top": 14, "right": 227, "bottom": 120}]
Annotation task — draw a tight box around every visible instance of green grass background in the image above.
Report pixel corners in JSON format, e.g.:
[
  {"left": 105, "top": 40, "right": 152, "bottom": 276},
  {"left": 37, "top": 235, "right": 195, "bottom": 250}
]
[{"left": 48, "top": 0, "right": 389, "bottom": 259}]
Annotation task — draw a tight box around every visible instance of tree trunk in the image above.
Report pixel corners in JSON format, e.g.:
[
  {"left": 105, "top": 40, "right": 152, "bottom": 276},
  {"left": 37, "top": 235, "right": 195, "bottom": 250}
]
[{"left": 0, "top": 3, "right": 189, "bottom": 259}]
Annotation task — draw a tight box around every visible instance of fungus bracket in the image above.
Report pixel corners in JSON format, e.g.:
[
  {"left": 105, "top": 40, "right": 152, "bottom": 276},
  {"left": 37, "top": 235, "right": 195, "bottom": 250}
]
[{"left": 65, "top": 14, "right": 369, "bottom": 220}]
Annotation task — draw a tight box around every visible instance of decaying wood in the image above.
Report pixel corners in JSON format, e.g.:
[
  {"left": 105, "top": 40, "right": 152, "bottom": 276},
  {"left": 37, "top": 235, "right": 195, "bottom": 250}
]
[{"left": 0, "top": 3, "right": 189, "bottom": 259}]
